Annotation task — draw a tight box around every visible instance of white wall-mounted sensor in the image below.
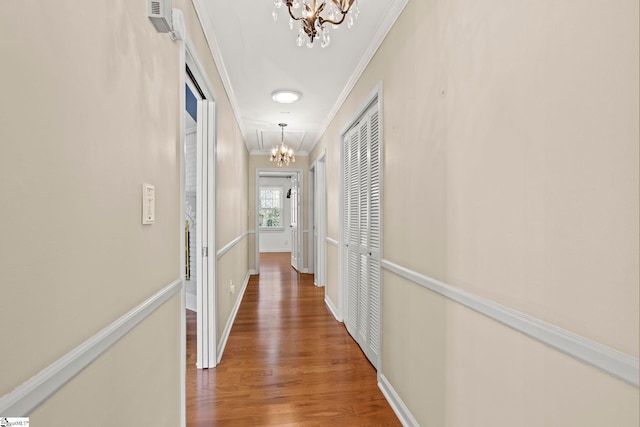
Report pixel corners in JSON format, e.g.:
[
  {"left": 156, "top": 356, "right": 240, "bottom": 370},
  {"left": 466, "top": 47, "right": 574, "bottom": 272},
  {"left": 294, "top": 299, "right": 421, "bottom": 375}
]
[
  {"left": 148, "top": 0, "right": 172, "bottom": 33},
  {"left": 170, "top": 8, "right": 186, "bottom": 41}
]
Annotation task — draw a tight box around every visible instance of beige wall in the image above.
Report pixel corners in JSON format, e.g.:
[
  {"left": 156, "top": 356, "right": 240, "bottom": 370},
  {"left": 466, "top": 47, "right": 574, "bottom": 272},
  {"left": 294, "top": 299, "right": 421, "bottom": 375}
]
[
  {"left": 0, "top": 0, "right": 248, "bottom": 423},
  {"left": 311, "top": 0, "right": 639, "bottom": 425},
  {"left": 248, "top": 154, "right": 310, "bottom": 273}
]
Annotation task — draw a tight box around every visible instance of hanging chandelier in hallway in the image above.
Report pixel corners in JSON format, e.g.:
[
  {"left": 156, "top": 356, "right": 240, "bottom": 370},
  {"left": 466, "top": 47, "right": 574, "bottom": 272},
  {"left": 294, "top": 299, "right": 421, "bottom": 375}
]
[
  {"left": 270, "top": 123, "right": 296, "bottom": 167},
  {"left": 272, "top": 0, "right": 359, "bottom": 48}
]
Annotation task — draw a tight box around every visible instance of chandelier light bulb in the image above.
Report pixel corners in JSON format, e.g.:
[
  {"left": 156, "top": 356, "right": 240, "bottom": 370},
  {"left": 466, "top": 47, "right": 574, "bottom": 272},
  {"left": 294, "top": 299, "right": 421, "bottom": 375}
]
[
  {"left": 272, "top": 0, "right": 359, "bottom": 47},
  {"left": 270, "top": 123, "right": 295, "bottom": 167}
]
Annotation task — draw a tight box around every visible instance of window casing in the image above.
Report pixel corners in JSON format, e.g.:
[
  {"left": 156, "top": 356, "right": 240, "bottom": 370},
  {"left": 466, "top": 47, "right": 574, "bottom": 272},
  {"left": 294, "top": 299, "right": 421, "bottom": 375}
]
[{"left": 259, "top": 186, "right": 284, "bottom": 230}]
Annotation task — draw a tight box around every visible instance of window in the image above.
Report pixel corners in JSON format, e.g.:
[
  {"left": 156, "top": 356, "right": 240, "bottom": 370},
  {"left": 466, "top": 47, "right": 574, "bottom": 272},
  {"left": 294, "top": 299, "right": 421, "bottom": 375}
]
[{"left": 259, "top": 187, "right": 283, "bottom": 230}]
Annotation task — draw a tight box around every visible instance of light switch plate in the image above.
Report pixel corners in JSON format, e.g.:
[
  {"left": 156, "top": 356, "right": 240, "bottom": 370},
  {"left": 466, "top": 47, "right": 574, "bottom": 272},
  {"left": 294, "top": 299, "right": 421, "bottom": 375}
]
[{"left": 142, "top": 184, "right": 155, "bottom": 225}]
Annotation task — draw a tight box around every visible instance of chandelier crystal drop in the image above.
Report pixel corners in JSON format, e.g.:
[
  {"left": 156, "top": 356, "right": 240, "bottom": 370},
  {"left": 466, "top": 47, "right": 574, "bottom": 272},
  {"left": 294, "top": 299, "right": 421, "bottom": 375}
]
[
  {"left": 272, "top": 0, "right": 359, "bottom": 48},
  {"left": 270, "top": 123, "right": 296, "bottom": 167}
]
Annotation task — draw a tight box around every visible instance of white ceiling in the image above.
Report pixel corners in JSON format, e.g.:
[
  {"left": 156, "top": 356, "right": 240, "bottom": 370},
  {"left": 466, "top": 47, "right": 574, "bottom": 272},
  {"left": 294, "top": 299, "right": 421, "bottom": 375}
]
[{"left": 191, "top": 0, "right": 408, "bottom": 155}]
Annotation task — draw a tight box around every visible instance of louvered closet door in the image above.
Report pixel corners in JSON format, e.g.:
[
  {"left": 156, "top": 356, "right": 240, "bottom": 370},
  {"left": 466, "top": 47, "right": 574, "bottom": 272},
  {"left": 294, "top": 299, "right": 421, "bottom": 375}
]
[
  {"left": 345, "top": 128, "right": 360, "bottom": 338},
  {"left": 342, "top": 100, "right": 381, "bottom": 370},
  {"left": 357, "top": 118, "right": 370, "bottom": 349},
  {"left": 365, "top": 106, "right": 381, "bottom": 368}
]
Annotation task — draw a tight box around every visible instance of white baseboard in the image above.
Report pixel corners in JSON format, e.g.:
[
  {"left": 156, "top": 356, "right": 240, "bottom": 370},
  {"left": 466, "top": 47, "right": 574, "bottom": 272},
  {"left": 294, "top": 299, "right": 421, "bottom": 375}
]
[
  {"left": 0, "top": 278, "right": 183, "bottom": 416},
  {"left": 324, "top": 295, "right": 342, "bottom": 322},
  {"left": 216, "top": 271, "right": 250, "bottom": 364},
  {"left": 185, "top": 291, "right": 197, "bottom": 312},
  {"left": 249, "top": 269, "right": 257, "bottom": 275},
  {"left": 378, "top": 373, "right": 419, "bottom": 427}
]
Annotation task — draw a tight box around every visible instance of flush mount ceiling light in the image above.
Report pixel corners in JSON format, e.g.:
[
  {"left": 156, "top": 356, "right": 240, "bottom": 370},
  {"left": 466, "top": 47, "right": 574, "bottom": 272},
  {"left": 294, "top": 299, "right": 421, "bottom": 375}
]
[
  {"left": 271, "top": 90, "right": 302, "bottom": 104},
  {"left": 272, "top": 0, "right": 359, "bottom": 48},
  {"left": 270, "top": 123, "right": 296, "bottom": 167}
]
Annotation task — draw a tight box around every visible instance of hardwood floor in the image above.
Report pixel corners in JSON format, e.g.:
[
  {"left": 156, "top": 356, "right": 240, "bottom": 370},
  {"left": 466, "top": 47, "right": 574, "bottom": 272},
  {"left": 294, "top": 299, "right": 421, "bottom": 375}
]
[{"left": 186, "top": 252, "right": 400, "bottom": 426}]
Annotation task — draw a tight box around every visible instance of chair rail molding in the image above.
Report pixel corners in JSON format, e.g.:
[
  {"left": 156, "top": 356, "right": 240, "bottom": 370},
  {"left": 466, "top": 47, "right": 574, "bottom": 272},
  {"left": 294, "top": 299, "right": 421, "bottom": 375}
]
[
  {"left": 326, "top": 236, "right": 339, "bottom": 247},
  {"left": 382, "top": 259, "right": 639, "bottom": 387},
  {"left": 217, "top": 231, "right": 249, "bottom": 259},
  {"left": 0, "top": 279, "right": 183, "bottom": 415}
]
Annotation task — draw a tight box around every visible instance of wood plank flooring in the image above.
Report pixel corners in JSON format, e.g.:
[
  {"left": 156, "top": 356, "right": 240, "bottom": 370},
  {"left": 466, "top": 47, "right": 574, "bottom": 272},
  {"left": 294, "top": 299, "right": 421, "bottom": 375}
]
[{"left": 186, "top": 252, "right": 401, "bottom": 426}]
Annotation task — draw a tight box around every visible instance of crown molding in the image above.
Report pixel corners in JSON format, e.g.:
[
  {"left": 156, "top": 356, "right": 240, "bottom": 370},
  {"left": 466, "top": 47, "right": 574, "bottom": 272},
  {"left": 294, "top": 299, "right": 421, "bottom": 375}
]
[
  {"left": 312, "top": 0, "right": 409, "bottom": 150},
  {"left": 191, "top": 0, "right": 248, "bottom": 146}
]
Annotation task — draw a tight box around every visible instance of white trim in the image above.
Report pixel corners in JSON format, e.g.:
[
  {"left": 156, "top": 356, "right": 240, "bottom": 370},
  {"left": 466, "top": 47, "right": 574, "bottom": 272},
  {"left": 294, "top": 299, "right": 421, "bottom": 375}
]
[
  {"left": 183, "top": 34, "right": 218, "bottom": 372},
  {"left": 326, "top": 236, "right": 339, "bottom": 247},
  {"left": 0, "top": 279, "right": 183, "bottom": 416},
  {"left": 314, "top": 1, "right": 409, "bottom": 150},
  {"left": 381, "top": 259, "right": 640, "bottom": 387},
  {"left": 311, "top": 151, "right": 327, "bottom": 287},
  {"left": 179, "top": 277, "right": 186, "bottom": 427},
  {"left": 338, "top": 82, "right": 383, "bottom": 137},
  {"left": 378, "top": 373, "right": 419, "bottom": 427},
  {"left": 216, "top": 231, "right": 248, "bottom": 259},
  {"left": 249, "top": 269, "right": 258, "bottom": 275},
  {"left": 324, "top": 295, "right": 343, "bottom": 322},
  {"left": 185, "top": 290, "right": 197, "bottom": 312},
  {"left": 217, "top": 272, "right": 251, "bottom": 363},
  {"left": 190, "top": 0, "right": 244, "bottom": 139},
  {"left": 309, "top": 161, "right": 316, "bottom": 278},
  {"left": 247, "top": 230, "right": 256, "bottom": 234},
  {"left": 185, "top": 36, "right": 217, "bottom": 103}
]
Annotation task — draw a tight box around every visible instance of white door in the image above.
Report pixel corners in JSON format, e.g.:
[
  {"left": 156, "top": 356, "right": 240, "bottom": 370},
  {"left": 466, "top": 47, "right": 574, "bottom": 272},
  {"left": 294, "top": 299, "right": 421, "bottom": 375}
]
[
  {"left": 290, "top": 174, "right": 300, "bottom": 271},
  {"left": 309, "top": 166, "right": 315, "bottom": 277},
  {"left": 313, "top": 157, "right": 327, "bottom": 287},
  {"left": 196, "top": 99, "right": 216, "bottom": 369},
  {"left": 342, "top": 100, "right": 381, "bottom": 370},
  {"left": 345, "top": 127, "right": 360, "bottom": 339}
]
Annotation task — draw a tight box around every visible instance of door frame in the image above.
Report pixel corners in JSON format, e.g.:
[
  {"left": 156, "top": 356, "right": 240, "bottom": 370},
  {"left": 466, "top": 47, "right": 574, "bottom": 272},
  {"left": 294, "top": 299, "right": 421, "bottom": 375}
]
[
  {"left": 179, "top": 33, "right": 218, "bottom": 425},
  {"left": 339, "top": 82, "right": 383, "bottom": 367},
  {"left": 310, "top": 151, "right": 327, "bottom": 287},
  {"left": 308, "top": 164, "right": 315, "bottom": 276},
  {"left": 255, "top": 168, "right": 303, "bottom": 273}
]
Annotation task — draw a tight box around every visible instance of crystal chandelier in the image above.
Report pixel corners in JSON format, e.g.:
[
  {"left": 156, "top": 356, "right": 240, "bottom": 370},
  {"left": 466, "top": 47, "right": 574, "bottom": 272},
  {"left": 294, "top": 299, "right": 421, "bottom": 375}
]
[
  {"left": 272, "top": 0, "right": 359, "bottom": 48},
  {"left": 270, "top": 123, "right": 296, "bottom": 167}
]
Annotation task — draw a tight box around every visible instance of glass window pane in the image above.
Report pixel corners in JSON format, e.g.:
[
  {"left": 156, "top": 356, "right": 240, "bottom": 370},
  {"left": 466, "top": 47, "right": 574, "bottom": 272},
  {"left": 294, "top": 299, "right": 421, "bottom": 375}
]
[{"left": 259, "top": 187, "right": 282, "bottom": 228}]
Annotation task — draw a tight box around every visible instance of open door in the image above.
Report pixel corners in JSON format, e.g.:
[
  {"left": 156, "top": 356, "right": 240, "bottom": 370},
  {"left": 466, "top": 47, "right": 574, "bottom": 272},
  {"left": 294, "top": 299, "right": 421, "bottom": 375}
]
[
  {"left": 196, "top": 99, "right": 216, "bottom": 369},
  {"left": 314, "top": 156, "right": 327, "bottom": 287},
  {"left": 290, "top": 173, "right": 300, "bottom": 271}
]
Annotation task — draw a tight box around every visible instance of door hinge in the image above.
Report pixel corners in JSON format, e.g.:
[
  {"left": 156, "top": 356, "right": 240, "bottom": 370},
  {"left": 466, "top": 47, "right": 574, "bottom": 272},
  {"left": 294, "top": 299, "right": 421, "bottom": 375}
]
[{"left": 202, "top": 247, "right": 208, "bottom": 257}]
